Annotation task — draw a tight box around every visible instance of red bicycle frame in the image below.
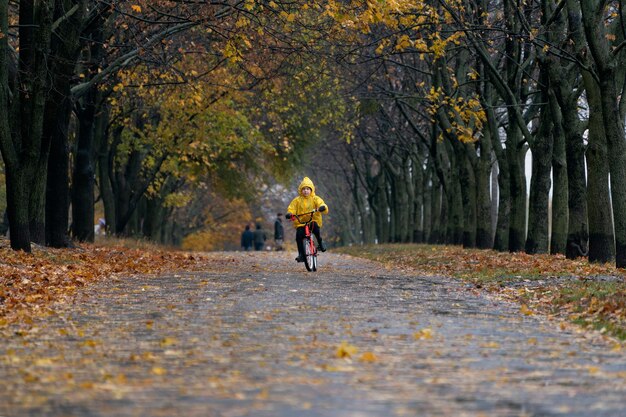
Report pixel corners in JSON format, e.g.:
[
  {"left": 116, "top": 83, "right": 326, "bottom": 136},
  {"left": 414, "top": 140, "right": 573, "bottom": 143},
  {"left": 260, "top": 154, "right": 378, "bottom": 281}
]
[{"left": 289, "top": 210, "right": 318, "bottom": 272}]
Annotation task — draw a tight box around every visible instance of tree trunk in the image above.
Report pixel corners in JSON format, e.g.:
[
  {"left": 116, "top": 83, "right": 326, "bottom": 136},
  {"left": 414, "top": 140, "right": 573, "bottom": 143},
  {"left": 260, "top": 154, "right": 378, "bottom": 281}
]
[
  {"left": 476, "top": 117, "right": 494, "bottom": 249},
  {"left": 525, "top": 88, "right": 553, "bottom": 254},
  {"left": 507, "top": 124, "right": 527, "bottom": 252},
  {"left": 600, "top": 80, "right": 626, "bottom": 267},
  {"left": 404, "top": 156, "right": 415, "bottom": 243},
  {"left": 447, "top": 170, "right": 464, "bottom": 245},
  {"left": 584, "top": 73, "right": 614, "bottom": 262},
  {"left": 45, "top": 0, "right": 86, "bottom": 247},
  {"left": 29, "top": 159, "right": 47, "bottom": 245},
  {"left": 491, "top": 161, "right": 499, "bottom": 242},
  {"left": 526, "top": 66, "right": 553, "bottom": 254},
  {"left": 23, "top": 2, "right": 53, "bottom": 246},
  {"left": 142, "top": 197, "right": 164, "bottom": 241},
  {"left": 458, "top": 143, "right": 477, "bottom": 248},
  {"left": 412, "top": 152, "right": 425, "bottom": 243},
  {"left": 579, "top": 0, "right": 626, "bottom": 267},
  {"left": 71, "top": 87, "right": 97, "bottom": 242},
  {"left": 114, "top": 149, "right": 141, "bottom": 235},
  {"left": 549, "top": 91, "right": 568, "bottom": 255},
  {"left": 423, "top": 159, "right": 433, "bottom": 243},
  {"left": 0, "top": 1, "right": 54, "bottom": 252},
  {"left": 533, "top": 0, "right": 568, "bottom": 254},
  {"left": 429, "top": 172, "right": 442, "bottom": 244},
  {"left": 98, "top": 111, "right": 117, "bottom": 237},
  {"left": 480, "top": 77, "right": 510, "bottom": 252},
  {"left": 382, "top": 174, "right": 392, "bottom": 243},
  {"left": 5, "top": 170, "right": 32, "bottom": 251},
  {"left": 563, "top": 104, "right": 589, "bottom": 259},
  {"left": 389, "top": 161, "right": 410, "bottom": 243},
  {"left": 45, "top": 95, "right": 73, "bottom": 247},
  {"left": 370, "top": 172, "right": 390, "bottom": 244}
]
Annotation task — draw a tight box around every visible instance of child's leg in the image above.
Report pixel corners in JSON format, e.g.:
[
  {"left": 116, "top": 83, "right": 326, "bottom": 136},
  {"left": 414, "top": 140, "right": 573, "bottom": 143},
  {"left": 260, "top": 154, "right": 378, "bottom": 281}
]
[
  {"left": 295, "top": 226, "right": 306, "bottom": 258},
  {"left": 312, "top": 222, "right": 325, "bottom": 250}
]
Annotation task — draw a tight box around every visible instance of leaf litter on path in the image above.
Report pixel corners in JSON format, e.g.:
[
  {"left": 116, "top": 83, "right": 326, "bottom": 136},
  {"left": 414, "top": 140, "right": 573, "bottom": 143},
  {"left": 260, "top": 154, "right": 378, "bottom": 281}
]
[{"left": 1, "top": 249, "right": 625, "bottom": 416}]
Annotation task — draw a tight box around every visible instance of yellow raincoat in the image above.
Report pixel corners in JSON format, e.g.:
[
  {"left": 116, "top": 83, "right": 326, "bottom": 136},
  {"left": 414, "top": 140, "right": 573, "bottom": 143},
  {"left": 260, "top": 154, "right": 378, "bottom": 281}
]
[{"left": 286, "top": 177, "right": 328, "bottom": 228}]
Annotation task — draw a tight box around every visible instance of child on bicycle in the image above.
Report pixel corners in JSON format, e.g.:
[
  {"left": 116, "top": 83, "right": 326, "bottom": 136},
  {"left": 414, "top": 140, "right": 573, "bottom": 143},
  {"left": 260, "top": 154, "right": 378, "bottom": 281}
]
[{"left": 286, "top": 176, "right": 328, "bottom": 262}]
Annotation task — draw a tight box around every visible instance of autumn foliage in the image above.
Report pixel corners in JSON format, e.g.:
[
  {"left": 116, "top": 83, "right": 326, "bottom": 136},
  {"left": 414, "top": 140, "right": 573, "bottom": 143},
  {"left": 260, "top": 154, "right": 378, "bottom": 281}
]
[{"left": 0, "top": 239, "right": 212, "bottom": 325}]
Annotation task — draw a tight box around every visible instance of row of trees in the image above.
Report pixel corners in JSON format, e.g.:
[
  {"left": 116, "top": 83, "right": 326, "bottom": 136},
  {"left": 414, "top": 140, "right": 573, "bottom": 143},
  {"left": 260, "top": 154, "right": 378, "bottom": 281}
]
[
  {"left": 0, "top": 1, "right": 342, "bottom": 252},
  {"left": 3, "top": 0, "right": 626, "bottom": 271},
  {"left": 313, "top": 0, "right": 626, "bottom": 268},
  {"left": 1, "top": 1, "right": 222, "bottom": 251}
]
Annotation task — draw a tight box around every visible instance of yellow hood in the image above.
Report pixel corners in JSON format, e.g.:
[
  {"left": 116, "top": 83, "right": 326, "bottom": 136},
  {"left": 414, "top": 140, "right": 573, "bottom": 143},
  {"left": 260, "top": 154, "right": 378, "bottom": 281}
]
[{"left": 298, "top": 177, "right": 315, "bottom": 196}]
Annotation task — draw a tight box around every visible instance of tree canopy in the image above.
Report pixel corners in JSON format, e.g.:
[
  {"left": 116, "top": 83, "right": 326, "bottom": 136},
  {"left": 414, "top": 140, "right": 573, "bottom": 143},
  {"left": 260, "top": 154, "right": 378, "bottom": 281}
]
[{"left": 1, "top": 0, "right": 626, "bottom": 268}]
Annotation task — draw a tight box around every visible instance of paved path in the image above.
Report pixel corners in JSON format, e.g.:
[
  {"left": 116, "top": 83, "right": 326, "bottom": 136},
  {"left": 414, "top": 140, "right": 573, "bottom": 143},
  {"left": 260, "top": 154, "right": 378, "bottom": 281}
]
[{"left": 1, "top": 252, "right": 625, "bottom": 417}]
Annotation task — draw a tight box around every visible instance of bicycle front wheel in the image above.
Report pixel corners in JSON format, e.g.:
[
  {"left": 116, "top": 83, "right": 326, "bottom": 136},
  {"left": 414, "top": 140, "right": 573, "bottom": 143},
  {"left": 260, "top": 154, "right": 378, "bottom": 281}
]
[{"left": 303, "top": 237, "right": 317, "bottom": 272}]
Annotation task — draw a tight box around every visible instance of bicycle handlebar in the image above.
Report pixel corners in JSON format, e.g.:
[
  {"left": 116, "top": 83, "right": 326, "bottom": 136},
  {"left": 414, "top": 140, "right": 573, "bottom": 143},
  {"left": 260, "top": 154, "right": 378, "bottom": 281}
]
[{"left": 286, "top": 209, "right": 318, "bottom": 223}]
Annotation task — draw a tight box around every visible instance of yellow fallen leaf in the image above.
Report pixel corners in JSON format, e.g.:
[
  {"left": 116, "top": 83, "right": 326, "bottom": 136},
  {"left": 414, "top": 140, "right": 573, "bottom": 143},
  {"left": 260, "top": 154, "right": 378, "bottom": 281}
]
[
  {"left": 81, "top": 339, "right": 99, "bottom": 348},
  {"left": 359, "top": 351, "right": 378, "bottom": 362},
  {"left": 151, "top": 367, "right": 167, "bottom": 375},
  {"left": 160, "top": 337, "right": 177, "bottom": 347},
  {"left": 413, "top": 328, "right": 433, "bottom": 340},
  {"left": 588, "top": 366, "right": 600, "bottom": 375},
  {"left": 336, "top": 341, "right": 358, "bottom": 358},
  {"left": 23, "top": 373, "right": 39, "bottom": 383},
  {"left": 34, "top": 357, "right": 56, "bottom": 366},
  {"left": 520, "top": 304, "right": 534, "bottom": 315}
]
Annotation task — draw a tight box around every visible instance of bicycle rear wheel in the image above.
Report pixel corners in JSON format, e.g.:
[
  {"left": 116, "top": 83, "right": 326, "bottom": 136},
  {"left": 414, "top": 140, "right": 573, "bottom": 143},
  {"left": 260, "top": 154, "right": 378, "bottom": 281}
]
[{"left": 303, "top": 237, "right": 317, "bottom": 272}]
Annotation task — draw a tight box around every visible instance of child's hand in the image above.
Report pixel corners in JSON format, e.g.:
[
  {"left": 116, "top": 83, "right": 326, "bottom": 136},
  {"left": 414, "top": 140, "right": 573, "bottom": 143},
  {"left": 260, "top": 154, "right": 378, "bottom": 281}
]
[
  {"left": 285, "top": 213, "right": 292, "bottom": 219},
  {"left": 319, "top": 205, "right": 327, "bottom": 212}
]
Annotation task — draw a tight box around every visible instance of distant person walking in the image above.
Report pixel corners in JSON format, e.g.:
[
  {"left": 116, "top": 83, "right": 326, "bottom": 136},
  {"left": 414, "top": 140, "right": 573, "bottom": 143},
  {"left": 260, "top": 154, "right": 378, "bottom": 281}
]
[
  {"left": 253, "top": 223, "right": 267, "bottom": 251},
  {"left": 241, "top": 225, "right": 254, "bottom": 251},
  {"left": 274, "top": 213, "right": 285, "bottom": 251}
]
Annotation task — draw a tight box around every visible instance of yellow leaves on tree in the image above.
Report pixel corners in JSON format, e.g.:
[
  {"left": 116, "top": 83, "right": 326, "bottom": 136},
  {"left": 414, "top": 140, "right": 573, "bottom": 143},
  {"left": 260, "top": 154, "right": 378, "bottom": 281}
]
[
  {"left": 426, "top": 87, "right": 485, "bottom": 143},
  {"left": 110, "top": 57, "right": 267, "bottom": 197}
]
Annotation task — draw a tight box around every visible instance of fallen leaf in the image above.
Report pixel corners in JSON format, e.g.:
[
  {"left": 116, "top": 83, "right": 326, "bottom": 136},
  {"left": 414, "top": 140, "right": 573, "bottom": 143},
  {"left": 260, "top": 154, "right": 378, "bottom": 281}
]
[
  {"left": 336, "top": 341, "right": 358, "bottom": 358},
  {"left": 359, "top": 351, "right": 378, "bottom": 362},
  {"left": 413, "top": 328, "right": 433, "bottom": 340}
]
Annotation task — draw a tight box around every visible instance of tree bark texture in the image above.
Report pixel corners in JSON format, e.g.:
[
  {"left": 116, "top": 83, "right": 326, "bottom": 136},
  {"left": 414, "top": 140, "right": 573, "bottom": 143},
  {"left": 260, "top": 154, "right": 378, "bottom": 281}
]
[
  {"left": 549, "top": 92, "right": 568, "bottom": 255},
  {"left": 525, "top": 85, "right": 553, "bottom": 254},
  {"left": 71, "top": 88, "right": 97, "bottom": 242},
  {"left": 579, "top": 0, "right": 626, "bottom": 267},
  {"left": 507, "top": 124, "right": 527, "bottom": 252},
  {"left": 45, "top": 0, "right": 86, "bottom": 247}
]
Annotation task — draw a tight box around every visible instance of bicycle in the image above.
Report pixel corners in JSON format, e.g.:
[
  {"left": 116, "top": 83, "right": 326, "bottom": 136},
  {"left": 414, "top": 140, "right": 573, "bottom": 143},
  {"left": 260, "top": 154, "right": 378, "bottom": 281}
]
[{"left": 286, "top": 209, "right": 321, "bottom": 272}]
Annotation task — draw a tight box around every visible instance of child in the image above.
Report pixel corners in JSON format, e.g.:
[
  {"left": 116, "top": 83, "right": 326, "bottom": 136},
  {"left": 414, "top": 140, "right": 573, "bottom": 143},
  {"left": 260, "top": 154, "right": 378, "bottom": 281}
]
[{"left": 286, "top": 177, "right": 329, "bottom": 262}]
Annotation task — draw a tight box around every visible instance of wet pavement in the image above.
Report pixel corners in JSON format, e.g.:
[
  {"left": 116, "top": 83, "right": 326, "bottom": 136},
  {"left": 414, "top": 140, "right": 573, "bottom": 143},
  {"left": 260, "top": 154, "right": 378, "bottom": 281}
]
[{"left": 1, "top": 252, "right": 625, "bottom": 417}]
